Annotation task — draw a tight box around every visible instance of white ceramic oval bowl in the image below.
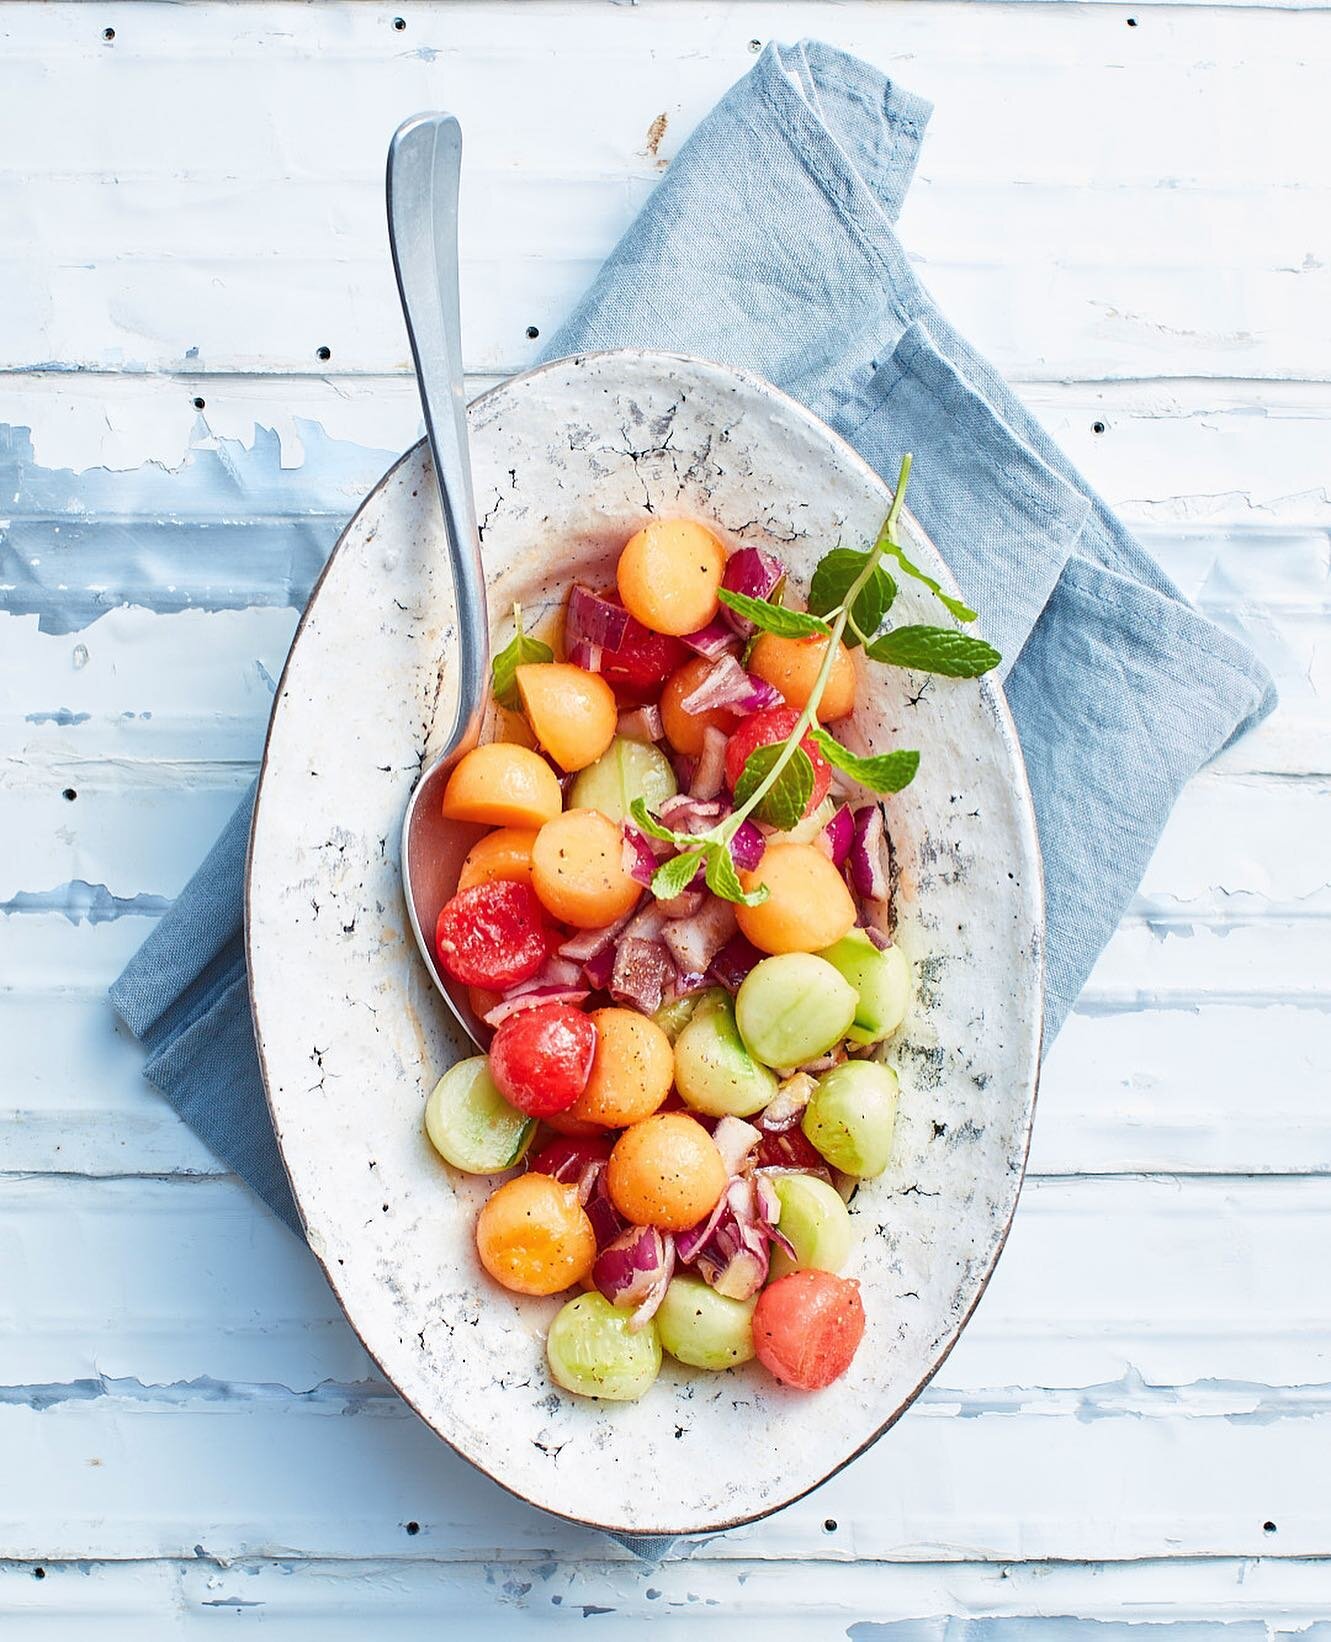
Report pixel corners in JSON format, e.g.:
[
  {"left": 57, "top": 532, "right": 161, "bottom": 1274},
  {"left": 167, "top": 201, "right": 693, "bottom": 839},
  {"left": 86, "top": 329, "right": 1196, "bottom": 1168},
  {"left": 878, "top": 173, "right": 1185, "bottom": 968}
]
[{"left": 246, "top": 350, "right": 1043, "bottom": 1537}]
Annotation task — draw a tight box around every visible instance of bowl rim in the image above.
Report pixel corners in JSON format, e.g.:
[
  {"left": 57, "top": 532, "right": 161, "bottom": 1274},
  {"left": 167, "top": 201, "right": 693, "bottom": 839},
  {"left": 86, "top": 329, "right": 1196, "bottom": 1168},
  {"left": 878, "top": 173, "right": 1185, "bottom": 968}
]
[{"left": 244, "top": 345, "right": 1046, "bottom": 1537}]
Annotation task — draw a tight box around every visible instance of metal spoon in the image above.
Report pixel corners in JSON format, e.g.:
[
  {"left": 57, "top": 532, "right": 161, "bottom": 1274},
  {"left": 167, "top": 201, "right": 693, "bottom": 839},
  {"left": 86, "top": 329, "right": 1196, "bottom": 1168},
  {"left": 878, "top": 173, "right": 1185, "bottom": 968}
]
[{"left": 388, "top": 112, "right": 491, "bottom": 1049}]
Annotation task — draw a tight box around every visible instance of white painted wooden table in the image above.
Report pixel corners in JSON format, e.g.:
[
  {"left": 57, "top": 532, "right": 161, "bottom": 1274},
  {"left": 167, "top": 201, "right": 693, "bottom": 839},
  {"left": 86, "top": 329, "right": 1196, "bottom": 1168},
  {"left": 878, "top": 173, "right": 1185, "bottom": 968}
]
[{"left": 2, "top": 3, "right": 1328, "bottom": 1633}]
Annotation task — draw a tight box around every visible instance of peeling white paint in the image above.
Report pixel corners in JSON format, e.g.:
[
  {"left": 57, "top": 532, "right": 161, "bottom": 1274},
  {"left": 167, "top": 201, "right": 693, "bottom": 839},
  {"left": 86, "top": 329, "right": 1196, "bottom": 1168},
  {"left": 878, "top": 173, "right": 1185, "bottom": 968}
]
[{"left": 3, "top": 1557, "right": 1331, "bottom": 1641}]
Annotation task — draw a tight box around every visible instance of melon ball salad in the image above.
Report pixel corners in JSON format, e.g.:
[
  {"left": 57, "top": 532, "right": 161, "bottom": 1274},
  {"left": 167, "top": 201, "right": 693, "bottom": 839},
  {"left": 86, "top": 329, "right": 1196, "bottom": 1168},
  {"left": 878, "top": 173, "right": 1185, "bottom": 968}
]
[{"left": 422, "top": 456, "right": 1001, "bottom": 1402}]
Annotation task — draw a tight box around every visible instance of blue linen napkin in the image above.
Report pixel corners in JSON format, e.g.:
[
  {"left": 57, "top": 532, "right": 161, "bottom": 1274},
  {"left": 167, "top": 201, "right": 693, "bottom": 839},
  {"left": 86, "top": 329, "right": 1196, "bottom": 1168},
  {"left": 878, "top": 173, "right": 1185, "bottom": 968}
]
[{"left": 110, "top": 39, "right": 1275, "bottom": 1550}]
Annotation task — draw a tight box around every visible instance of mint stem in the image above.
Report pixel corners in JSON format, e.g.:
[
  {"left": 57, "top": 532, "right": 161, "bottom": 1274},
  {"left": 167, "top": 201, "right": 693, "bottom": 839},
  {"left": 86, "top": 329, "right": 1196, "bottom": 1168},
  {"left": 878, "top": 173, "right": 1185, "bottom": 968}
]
[{"left": 715, "top": 453, "right": 913, "bottom": 842}]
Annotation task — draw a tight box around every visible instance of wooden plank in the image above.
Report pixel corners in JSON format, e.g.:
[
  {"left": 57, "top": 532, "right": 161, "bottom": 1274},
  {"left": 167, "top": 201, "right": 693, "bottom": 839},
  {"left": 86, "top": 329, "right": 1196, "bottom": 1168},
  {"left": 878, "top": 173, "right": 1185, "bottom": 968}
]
[
  {"left": 0, "top": 993, "right": 222, "bottom": 1178},
  {"left": 4, "top": 374, "right": 1331, "bottom": 534},
  {"left": 1078, "top": 916, "right": 1330, "bottom": 1009},
  {"left": 0, "top": 1176, "right": 371, "bottom": 1389},
  {"left": 2, "top": 6, "right": 1328, "bottom": 378},
  {"left": 15, "top": 7, "right": 1331, "bottom": 182},
  {"left": 4, "top": 177, "right": 1328, "bottom": 383},
  {"left": 2, "top": 1381, "right": 1328, "bottom": 1561},
  {"left": 1033, "top": 1004, "right": 1331, "bottom": 1176},
  {"left": 3, "top": 1174, "right": 1328, "bottom": 1392},
  {"left": 3, "top": 1556, "right": 1331, "bottom": 1639}
]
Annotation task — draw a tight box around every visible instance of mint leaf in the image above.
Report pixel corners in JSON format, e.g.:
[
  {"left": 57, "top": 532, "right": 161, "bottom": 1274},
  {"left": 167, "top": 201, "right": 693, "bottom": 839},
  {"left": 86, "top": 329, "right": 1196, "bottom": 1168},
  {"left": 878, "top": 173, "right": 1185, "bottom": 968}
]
[
  {"left": 809, "top": 729, "right": 920, "bottom": 794},
  {"left": 808, "top": 548, "right": 896, "bottom": 647},
  {"left": 491, "top": 607, "right": 554, "bottom": 709},
  {"left": 652, "top": 850, "right": 705, "bottom": 901},
  {"left": 734, "top": 743, "right": 815, "bottom": 830},
  {"left": 716, "top": 589, "right": 831, "bottom": 639},
  {"left": 866, "top": 625, "right": 1001, "bottom": 678},
  {"left": 873, "top": 524, "right": 977, "bottom": 624},
  {"left": 629, "top": 797, "right": 691, "bottom": 848},
  {"left": 704, "top": 840, "right": 768, "bottom": 907}
]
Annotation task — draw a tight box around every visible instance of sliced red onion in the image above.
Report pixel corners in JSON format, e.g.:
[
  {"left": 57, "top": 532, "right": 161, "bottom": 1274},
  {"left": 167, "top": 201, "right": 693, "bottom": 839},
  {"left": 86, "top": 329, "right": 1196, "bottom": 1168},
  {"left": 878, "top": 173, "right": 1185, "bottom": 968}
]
[
  {"left": 529, "top": 1138, "right": 612, "bottom": 1186},
  {"left": 567, "top": 638, "right": 602, "bottom": 673},
  {"left": 849, "top": 804, "right": 892, "bottom": 902},
  {"left": 822, "top": 804, "right": 854, "bottom": 868},
  {"left": 559, "top": 904, "right": 640, "bottom": 962},
  {"left": 624, "top": 901, "right": 668, "bottom": 944},
  {"left": 593, "top": 1224, "right": 676, "bottom": 1330},
  {"left": 580, "top": 943, "right": 616, "bottom": 991},
  {"left": 810, "top": 1050, "right": 853, "bottom": 1077},
  {"left": 690, "top": 725, "right": 729, "bottom": 802},
  {"left": 617, "top": 703, "right": 664, "bottom": 742},
  {"left": 567, "top": 585, "right": 631, "bottom": 653},
  {"left": 712, "top": 1116, "right": 761, "bottom": 1175},
  {"left": 662, "top": 888, "right": 707, "bottom": 921},
  {"left": 659, "top": 794, "right": 726, "bottom": 834},
  {"left": 662, "top": 895, "right": 739, "bottom": 976},
  {"left": 581, "top": 1160, "right": 626, "bottom": 1250},
  {"left": 680, "top": 618, "right": 743, "bottom": 660},
  {"left": 680, "top": 654, "right": 782, "bottom": 716},
  {"left": 621, "top": 825, "right": 663, "bottom": 888},
  {"left": 674, "top": 1184, "right": 732, "bottom": 1265},
  {"left": 481, "top": 955, "right": 586, "bottom": 1025},
  {"left": 670, "top": 751, "right": 697, "bottom": 790},
  {"left": 729, "top": 819, "right": 766, "bottom": 873},
  {"left": 666, "top": 967, "right": 712, "bottom": 997},
  {"left": 679, "top": 1177, "right": 771, "bottom": 1301},
  {"left": 760, "top": 1073, "right": 816, "bottom": 1134},
  {"left": 610, "top": 936, "right": 675, "bottom": 1015},
  {"left": 720, "top": 546, "right": 785, "bottom": 636},
  {"left": 482, "top": 985, "right": 590, "bottom": 1027},
  {"left": 630, "top": 1233, "right": 676, "bottom": 1329},
  {"left": 754, "top": 1174, "right": 798, "bottom": 1259},
  {"left": 856, "top": 916, "right": 894, "bottom": 950},
  {"left": 709, "top": 931, "right": 765, "bottom": 993}
]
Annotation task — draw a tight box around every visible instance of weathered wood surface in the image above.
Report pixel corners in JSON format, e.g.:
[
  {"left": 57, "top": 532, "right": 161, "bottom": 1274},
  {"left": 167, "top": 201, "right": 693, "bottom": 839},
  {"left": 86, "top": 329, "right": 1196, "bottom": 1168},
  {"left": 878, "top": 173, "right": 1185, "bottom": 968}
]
[{"left": 2, "top": 0, "right": 1329, "bottom": 1631}]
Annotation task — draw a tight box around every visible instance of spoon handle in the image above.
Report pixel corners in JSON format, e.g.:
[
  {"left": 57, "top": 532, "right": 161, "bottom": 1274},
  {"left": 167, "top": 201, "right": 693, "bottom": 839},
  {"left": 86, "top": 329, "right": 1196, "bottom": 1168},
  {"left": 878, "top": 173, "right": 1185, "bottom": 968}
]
[{"left": 386, "top": 113, "right": 489, "bottom": 757}]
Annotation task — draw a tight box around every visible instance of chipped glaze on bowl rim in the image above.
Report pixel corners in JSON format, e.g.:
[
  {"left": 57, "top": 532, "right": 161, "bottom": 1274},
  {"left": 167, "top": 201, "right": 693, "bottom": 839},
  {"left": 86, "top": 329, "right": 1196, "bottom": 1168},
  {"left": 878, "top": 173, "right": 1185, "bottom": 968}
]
[{"left": 245, "top": 348, "right": 1045, "bottom": 1538}]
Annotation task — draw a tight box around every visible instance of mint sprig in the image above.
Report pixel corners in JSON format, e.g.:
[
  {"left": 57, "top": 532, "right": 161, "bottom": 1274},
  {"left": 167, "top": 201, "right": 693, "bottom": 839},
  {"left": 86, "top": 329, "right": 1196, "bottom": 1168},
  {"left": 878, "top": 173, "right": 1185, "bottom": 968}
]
[
  {"left": 491, "top": 604, "right": 554, "bottom": 709},
  {"left": 629, "top": 797, "right": 691, "bottom": 849},
  {"left": 734, "top": 743, "right": 815, "bottom": 830},
  {"left": 624, "top": 454, "right": 997, "bottom": 908},
  {"left": 635, "top": 816, "right": 770, "bottom": 909},
  {"left": 651, "top": 850, "right": 707, "bottom": 901},
  {"left": 866, "top": 625, "right": 1001, "bottom": 678},
  {"left": 873, "top": 523, "right": 978, "bottom": 624},
  {"left": 809, "top": 729, "right": 920, "bottom": 794},
  {"left": 808, "top": 549, "right": 896, "bottom": 647},
  {"left": 716, "top": 589, "right": 831, "bottom": 639},
  {"left": 703, "top": 840, "right": 768, "bottom": 906}
]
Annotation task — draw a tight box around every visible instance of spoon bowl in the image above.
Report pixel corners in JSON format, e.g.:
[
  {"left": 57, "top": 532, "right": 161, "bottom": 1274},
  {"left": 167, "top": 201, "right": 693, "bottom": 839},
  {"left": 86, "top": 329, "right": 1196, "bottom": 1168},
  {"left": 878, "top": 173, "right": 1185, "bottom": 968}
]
[{"left": 400, "top": 776, "right": 489, "bottom": 1042}]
